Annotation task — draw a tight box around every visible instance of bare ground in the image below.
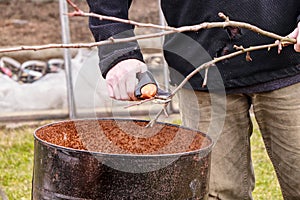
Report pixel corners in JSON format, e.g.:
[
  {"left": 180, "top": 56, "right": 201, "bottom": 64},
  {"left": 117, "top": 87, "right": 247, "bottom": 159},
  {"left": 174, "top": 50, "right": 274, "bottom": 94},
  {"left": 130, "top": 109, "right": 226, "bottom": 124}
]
[{"left": 0, "top": 0, "right": 159, "bottom": 47}]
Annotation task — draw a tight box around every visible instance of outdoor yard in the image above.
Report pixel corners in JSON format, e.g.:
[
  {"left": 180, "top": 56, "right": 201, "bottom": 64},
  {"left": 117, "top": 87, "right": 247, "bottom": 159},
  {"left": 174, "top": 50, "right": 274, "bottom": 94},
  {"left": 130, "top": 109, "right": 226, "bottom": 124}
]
[
  {"left": 0, "top": 0, "right": 290, "bottom": 199},
  {"left": 0, "top": 118, "right": 283, "bottom": 200}
]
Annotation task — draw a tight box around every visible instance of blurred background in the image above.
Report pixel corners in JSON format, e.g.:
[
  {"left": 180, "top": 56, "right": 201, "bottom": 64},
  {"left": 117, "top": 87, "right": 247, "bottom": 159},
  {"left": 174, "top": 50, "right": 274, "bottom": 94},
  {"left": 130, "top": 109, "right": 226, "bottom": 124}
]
[{"left": 0, "top": 0, "right": 177, "bottom": 122}]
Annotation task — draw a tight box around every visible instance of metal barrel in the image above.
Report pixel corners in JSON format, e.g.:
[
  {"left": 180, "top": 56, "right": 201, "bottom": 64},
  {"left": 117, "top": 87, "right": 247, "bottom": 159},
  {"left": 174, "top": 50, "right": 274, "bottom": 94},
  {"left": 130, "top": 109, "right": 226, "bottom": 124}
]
[{"left": 32, "top": 119, "right": 213, "bottom": 200}]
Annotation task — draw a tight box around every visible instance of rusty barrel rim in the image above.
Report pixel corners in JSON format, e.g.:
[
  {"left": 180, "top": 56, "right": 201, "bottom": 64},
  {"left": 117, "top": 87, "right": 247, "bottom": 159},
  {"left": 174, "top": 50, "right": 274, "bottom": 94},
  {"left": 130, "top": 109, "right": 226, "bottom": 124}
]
[{"left": 33, "top": 118, "right": 213, "bottom": 158}]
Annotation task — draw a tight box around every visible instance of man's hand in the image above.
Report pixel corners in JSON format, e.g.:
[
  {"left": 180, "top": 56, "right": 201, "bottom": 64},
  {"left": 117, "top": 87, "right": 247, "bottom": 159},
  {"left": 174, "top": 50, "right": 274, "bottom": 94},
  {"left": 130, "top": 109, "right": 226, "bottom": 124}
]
[
  {"left": 106, "top": 59, "right": 147, "bottom": 101},
  {"left": 288, "top": 22, "right": 300, "bottom": 52}
]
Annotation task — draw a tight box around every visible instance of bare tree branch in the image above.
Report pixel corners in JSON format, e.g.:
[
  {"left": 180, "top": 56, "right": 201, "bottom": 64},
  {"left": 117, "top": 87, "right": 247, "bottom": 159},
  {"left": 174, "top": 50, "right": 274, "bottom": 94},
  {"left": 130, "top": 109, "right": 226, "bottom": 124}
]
[
  {"left": 146, "top": 43, "right": 282, "bottom": 127},
  {"left": 170, "top": 43, "right": 280, "bottom": 97},
  {"left": 68, "top": 8, "right": 296, "bottom": 44},
  {"left": 0, "top": 31, "right": 174, "bottom": 53},
  {"left": 124, "top": 97, "right": 156, "bottom": 109},
  {"left": 146, "top": 103, "right": 169, "bottom": 128},
  {"left": 69, "top": 11, "right": 178, "bottom": 32},
  {"left": 0, "top": 9, "right": 296, "bottom": 53},
  {"left": 66, "top": 0, "right": 82, "bottom": 12}
]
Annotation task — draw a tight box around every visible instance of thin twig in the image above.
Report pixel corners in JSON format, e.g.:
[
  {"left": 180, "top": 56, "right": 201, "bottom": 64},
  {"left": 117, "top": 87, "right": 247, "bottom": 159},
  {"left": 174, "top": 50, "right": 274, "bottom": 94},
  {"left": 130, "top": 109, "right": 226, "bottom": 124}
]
[
  {"left": 146, "top": 103, "right": 168, "bottom": 128},
  {"left": 0, "top": 31, "right": 174, "bottom": 53},
  {"left": 202, "top": 68, "right": 209, "bottom": 87},
  {"left": 146, "top": 42, "right": 281, "bottom": 127},
  {"left": 124, "top": 97, "right": 155, "bottom": 108},
  {"left": 170, "top": 43, "right": 279, "bottom": 97},
  {"left": 69, "top": 11, "right": 178, "bottom": 32},
  {"left": 66, "top": 0, "right": 82, "bottom": 13}
]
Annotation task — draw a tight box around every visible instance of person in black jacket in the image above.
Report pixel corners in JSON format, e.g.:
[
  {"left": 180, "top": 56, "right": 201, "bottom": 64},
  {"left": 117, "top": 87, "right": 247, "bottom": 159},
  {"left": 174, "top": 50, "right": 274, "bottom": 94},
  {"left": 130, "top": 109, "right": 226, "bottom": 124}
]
[{"left": 86, "top": 1, "right": 300, "bottom": 199}]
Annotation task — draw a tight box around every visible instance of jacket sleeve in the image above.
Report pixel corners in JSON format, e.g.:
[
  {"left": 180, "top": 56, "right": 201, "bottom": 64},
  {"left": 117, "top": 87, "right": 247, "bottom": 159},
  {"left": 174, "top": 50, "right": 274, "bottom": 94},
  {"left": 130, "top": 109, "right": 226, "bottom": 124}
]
[{"left": 86, "top": 0, "right": 144, "bottom": 78}]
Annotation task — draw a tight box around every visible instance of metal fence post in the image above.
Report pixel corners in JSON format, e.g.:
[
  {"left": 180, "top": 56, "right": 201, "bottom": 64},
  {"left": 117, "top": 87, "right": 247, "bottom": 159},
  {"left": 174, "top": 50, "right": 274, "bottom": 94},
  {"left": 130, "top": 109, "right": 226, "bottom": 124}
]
[
  {"left": 158, "top": 0, "right": 168, "bottom": 92},
  {"left": 59, "top": 0, "right": 76, "bottom": 119},
  {"left": 158, "top": 0, "right": 178, "bottom": 113}
]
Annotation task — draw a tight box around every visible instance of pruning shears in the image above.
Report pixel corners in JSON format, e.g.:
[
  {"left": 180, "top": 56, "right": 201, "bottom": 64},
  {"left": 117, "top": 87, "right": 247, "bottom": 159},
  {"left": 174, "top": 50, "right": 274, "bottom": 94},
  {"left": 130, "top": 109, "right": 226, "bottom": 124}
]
[{"left": 134, "top": 71, "right": 171, "bottom": 103}]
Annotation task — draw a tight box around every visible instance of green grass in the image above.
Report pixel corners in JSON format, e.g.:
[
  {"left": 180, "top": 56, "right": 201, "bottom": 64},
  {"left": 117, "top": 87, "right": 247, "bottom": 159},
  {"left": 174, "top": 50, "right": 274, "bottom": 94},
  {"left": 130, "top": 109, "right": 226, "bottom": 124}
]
[
  {"left": 0, "top": 119, "right": 282, "bottom": 200},
  {"left": 0, "top": 124, "right": 36, "bottom": 200},
  {"left": 251, "top": 119, "right": 283, "bottom": 199}
]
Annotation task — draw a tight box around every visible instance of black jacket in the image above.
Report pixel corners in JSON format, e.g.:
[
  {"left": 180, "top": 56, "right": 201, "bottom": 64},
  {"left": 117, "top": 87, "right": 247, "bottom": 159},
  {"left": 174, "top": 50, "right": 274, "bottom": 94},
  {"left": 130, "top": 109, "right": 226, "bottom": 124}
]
[{"left": 87, "top": 0, "right": 300, "bottom": 92}]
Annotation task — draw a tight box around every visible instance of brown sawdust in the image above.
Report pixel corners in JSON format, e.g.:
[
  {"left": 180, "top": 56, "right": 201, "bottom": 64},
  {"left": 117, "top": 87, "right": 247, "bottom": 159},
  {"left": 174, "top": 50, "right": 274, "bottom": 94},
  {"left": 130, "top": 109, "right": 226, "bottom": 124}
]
[{"left": 36, "top": 119, "right": 211, "bottom": 155}]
